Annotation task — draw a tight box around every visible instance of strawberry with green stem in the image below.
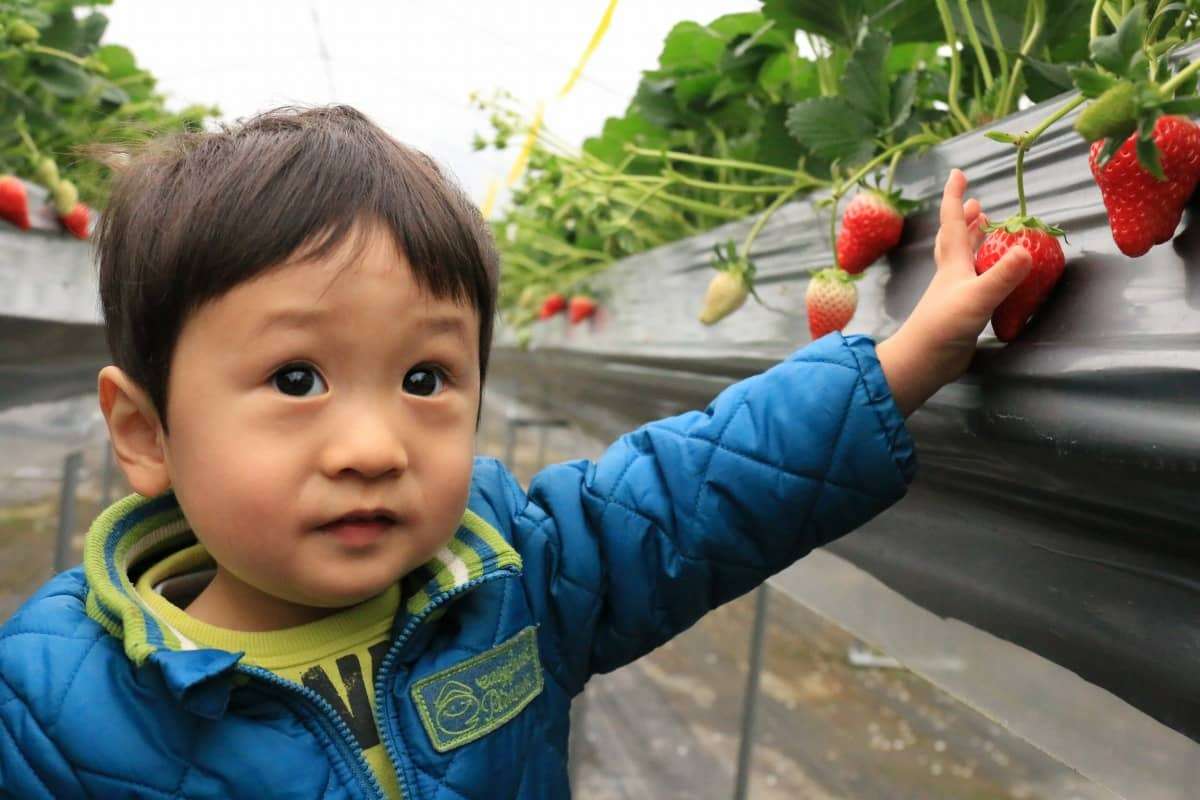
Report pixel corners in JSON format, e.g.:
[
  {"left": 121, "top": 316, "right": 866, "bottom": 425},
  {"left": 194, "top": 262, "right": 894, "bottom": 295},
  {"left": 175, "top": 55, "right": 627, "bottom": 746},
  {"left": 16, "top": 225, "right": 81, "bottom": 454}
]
[
  {"left": 835, "top": 149, "right": 921, "bottom": 274},
  {"left": 981, "top": 97, "right": 1078, "bottom": 341},
  {"left": 805, "top": 269, "right": 858, "bottom": 339},
  {"left": 1070, "top": 2, "right": 1200, "bottom": 256}
]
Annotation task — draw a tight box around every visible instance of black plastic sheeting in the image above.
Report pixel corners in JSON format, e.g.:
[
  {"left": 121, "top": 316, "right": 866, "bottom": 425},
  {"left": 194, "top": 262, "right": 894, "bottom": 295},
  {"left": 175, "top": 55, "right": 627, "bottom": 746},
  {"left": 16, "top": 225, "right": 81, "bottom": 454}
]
[{"left": 490, "top": 89, "right": 1200, "bottom": 743}]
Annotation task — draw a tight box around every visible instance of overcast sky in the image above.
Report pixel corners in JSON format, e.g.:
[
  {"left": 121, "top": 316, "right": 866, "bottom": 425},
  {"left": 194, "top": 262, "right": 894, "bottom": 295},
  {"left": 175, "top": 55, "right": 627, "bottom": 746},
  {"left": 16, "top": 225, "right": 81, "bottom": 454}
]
[{"left": 104, "top": 0, "right": 761, "bottom": 212}]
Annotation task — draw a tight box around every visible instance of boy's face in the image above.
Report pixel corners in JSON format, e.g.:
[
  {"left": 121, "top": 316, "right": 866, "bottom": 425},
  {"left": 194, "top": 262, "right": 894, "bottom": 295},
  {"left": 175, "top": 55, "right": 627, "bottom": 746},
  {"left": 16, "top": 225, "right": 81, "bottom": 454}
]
[{"left": 160, "top": 224, "right": 481, "bottom": 618}]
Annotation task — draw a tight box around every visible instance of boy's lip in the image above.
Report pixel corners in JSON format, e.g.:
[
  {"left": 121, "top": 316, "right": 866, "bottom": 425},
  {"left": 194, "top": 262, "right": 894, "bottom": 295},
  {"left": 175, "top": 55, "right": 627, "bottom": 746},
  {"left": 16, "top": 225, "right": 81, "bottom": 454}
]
[{"left": 317, "top": 507, "right": 400, "bottom": 529}]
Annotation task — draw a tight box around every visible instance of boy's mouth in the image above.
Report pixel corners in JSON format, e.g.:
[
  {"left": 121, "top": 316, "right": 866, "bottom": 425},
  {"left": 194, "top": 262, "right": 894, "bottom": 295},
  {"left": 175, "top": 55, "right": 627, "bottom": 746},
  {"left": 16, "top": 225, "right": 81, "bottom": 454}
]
[
  {"left": 319, "top": 508, "right": 399, "bottom": 528},
  {"left": 317, "top": 508, "right": 399, "bottom": 547}
]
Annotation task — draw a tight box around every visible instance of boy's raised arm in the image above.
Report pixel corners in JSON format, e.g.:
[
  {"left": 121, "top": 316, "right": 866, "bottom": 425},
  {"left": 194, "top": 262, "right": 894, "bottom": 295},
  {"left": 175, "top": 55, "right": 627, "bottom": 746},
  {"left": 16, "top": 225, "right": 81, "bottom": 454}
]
[
  {"left": 494, "top": 331, "right": 914, "bottom": 690},
  {"left": 490, "top": 170, "right": 1031, "bottom": 691}
]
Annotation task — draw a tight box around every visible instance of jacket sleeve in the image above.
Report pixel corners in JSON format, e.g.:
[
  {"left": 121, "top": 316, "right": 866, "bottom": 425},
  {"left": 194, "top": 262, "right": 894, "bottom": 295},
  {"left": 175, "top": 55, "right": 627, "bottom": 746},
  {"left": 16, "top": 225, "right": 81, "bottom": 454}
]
[{"left": 499, "top": 333, "right": 917, "bottom": 692}]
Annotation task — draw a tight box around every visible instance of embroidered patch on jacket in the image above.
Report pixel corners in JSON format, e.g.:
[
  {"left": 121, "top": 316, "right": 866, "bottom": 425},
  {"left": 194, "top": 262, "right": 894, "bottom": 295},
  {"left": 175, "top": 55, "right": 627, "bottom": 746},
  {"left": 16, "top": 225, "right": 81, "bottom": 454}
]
[{"left": 411, "top": 626, "right": 543, "bottom": 752}]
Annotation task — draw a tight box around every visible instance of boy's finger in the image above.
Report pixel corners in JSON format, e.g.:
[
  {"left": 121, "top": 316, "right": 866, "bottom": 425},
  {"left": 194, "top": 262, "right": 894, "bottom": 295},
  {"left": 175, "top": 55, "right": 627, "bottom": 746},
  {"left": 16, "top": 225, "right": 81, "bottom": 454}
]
[
  {"left": 939, "top": 170, "right": 969, "bottom": 255},
  {"left": 968, "top": 212, "right": 988, "bottom": 251},
  {"left": 963, "top": 197, "right": 981, "bottom": 224},
  {"left": 940, "top": 169, "right": 967, "bottom": 228},
  {"left": 975, "top": 246, "right": 1031, "bottom": 307}
]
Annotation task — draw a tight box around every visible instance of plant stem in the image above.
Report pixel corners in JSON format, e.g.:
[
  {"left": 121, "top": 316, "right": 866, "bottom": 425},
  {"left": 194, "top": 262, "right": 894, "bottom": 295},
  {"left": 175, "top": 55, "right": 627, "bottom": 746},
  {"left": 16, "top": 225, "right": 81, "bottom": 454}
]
[
  {"left": 29, "top": 45, "right": 89, "bottom": 67},
  {"left": 981, "top": 0, "right": 1008, "bottom": 81},
  {"left": 998, "top": 0, "right": 1044, "bottom": 117},
  {"left": 741, "top": 183, "right": 804, "bottom": 256},
  {"left": 958, "top": 0, "right": 994, "bottom": 88},
  {"left": 1013, "top": 94, "right": 1087, "bottom": 217},
  {"left": 934, "top": 0, "right": 973, "bottom": 131},
  {"left": 1090, "top": 0, "right": 1106, "bottom": 40},
  {"left": 1162, "top": 57, "right": 1200, "bottom": 94},
  {"left": 843, "top": 132, "right": 941, "bottom": 190},
  {"left": 884, "top": 150, "right": 904, "bottom": 193},
  {"left": 623, "top": 145, "right": 811, "bottom": 179},
  {"left": 13, "top": 117, "right": 38, "bottom": 162},
  {"left": 664, "top": 170, "right": 805, "bottom": 194}
]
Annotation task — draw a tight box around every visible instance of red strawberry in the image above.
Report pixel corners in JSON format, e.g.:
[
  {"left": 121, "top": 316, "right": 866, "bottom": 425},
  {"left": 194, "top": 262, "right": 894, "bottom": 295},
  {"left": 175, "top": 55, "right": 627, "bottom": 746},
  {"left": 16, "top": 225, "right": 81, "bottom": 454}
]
[
  {"left": 973, "top": 216, "right": 1064, "bottom": 342},
  {"left": 0, "top": 176, "right": 30, "bottom": 230},
  {"left": 1089, "top": 115, "right": 1200, "bottom": 257},
  {"left": 568, "top": 295, "right": 597, "bottom": 325},
  {"left": 805, "top": 268, "right": 858, "bottom": 339},
  {"left": 59, "top": 203, "right": 90, "bottom": 239},
  {"left": 836, "top": 189, "right": 905, "bottom": 274},
  {"left": 538, "top": 292, "right": 566, "bottom": 320}
]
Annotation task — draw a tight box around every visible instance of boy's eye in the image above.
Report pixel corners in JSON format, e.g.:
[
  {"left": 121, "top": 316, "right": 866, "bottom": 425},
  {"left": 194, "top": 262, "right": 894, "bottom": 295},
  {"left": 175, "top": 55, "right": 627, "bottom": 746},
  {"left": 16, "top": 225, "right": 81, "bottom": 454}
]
[
  {"left": 403, "top": 365, "right": 446, "bottom": 397},
  {"left": 272, "top": 363, "right": 328, "bottom": 397}
]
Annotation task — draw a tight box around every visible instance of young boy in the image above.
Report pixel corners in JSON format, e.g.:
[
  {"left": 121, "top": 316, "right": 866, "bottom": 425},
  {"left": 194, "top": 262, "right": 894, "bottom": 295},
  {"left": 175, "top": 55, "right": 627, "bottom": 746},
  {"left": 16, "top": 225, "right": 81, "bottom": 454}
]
[{"left": 0, "top": 106, "right": 1030, "bottom": 799}]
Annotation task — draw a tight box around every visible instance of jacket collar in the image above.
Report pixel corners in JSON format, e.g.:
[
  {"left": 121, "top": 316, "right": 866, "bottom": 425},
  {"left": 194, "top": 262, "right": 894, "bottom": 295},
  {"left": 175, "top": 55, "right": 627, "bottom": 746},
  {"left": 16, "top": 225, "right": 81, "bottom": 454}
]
[{"left": 84, "top": 490, "right": 522, "bottom": 716}]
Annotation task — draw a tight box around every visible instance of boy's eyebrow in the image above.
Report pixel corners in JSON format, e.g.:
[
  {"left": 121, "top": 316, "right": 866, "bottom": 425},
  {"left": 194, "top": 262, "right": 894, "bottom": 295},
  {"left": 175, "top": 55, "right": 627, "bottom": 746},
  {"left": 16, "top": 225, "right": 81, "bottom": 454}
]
[
  {"left": 253, "top": 307, "right": 470, "bottom": 343},
  {"left": 253, "top": 307, "right": 329, "bottom": 336}
]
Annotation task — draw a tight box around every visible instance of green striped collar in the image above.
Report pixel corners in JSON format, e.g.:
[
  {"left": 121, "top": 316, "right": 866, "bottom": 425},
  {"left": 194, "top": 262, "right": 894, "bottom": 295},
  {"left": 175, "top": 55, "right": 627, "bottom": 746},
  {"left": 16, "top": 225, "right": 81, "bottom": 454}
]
[{"left": 84, "top": 490, "right": 523, "bottom": 668}]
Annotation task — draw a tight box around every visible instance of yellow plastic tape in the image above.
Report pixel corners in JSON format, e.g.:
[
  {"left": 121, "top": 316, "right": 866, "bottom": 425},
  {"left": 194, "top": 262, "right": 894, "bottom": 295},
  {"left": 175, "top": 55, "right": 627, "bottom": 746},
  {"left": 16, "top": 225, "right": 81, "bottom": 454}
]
[
  {"left": 480, "top": 178, "right": 501, "bottom": 220},
  {"left": 505, "top": 102, "right": 545, "bottom": 187},
  {"left": 559, "top": 0, "right": 619, "bottom": 98},
  {"left": 484, "top": 0, "right": 619, "bottom": 213}
]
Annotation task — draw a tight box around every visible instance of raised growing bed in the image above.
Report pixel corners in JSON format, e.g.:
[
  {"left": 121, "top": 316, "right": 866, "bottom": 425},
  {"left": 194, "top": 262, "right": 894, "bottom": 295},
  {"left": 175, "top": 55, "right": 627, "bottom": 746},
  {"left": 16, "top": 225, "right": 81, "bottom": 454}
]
[
  {"left": 0, "top": 178, "right": 105, "bottom": 412},
  {"left": 489, "top": 85, "right": 1200, "bottom": 773}
]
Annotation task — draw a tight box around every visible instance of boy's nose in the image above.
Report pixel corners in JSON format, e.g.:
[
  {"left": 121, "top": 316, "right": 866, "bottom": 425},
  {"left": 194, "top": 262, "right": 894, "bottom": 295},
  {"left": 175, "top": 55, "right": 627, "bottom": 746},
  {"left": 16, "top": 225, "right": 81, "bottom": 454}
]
[{"left": 319, "top": 407, "right": 409, "bottom": 480}]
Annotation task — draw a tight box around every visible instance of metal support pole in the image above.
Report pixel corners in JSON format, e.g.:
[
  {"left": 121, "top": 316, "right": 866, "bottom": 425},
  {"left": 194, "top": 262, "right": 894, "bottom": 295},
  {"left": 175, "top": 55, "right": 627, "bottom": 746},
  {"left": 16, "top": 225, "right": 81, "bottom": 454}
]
[
  {"left": 733, "top": 585, "right": 769, "bottom": 800},
  {"left": 53, "top": 450, "right": 84, "bottom": 574}
]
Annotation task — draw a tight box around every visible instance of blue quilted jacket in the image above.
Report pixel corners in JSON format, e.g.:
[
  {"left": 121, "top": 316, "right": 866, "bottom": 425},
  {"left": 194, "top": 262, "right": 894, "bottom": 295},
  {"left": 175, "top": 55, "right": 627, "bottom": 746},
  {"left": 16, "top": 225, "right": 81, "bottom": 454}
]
[{"left": 0, "top": 334, "right": 915, "bottom": 799}]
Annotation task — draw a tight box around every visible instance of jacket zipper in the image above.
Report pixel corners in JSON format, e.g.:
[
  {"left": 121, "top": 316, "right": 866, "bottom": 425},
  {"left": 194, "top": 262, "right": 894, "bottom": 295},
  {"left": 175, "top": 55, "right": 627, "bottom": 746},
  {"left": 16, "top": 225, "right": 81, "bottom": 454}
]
[
  {"left": 373, "top": 569, "right": 521, "bottom": 800},
  {"left": 238, "top": 663, "right": 388, "bottom": 800},
  {"left": 234, "top": 567, "right": 519, "bottom": 800}
]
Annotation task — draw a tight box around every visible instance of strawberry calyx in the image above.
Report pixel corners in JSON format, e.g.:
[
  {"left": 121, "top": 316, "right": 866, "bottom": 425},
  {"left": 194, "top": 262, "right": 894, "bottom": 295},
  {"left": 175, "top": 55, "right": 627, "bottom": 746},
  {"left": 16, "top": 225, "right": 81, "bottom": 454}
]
[
  {"left": 981, "top": 214, "right": 1065, "bottom": 238},
  {"left": 811, "top": 266, "right": 857, "bottom": 285},
  {"left": 860, "top": 185, "right": 919, "bottom": 217}
]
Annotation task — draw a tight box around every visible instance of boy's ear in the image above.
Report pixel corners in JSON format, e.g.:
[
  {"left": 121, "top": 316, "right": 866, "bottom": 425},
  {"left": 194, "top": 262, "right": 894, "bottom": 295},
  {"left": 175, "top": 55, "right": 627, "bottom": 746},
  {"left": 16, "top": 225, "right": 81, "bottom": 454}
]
[{"left": 97, "top": 366, "right": 171, "bottom": 498}]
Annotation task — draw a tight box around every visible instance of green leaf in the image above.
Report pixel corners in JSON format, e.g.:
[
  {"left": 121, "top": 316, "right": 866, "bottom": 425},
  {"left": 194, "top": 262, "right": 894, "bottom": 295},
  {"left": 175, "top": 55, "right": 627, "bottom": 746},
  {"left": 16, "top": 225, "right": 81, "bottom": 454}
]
[
  {"left": 985, "top": 130, "right": 1019, "bottom": 143},
  {"left": 1159, "top": 95, "right": 1200, "bottom": 115},
  {"left": 1094, "top": 135, "right": 1124, "bottom": 168},
  {"left": 95, "top": 44, "right": 136, "bottom": 79},
  {"left": 888, "top": 69, "right": 918, "bottom": 132},
  {"left": 707, "top": 75, "right": 748, "bottom": 106},
  {"left": 840, "top": 30, "right": 891, "bottom": 126},
  {"left": 80, "top": 12, "right": 108, "bottom": 49},
  {"left": 99, "top": 83, "right": 129, "bottom": 106},
  {"left": 658, "top": 22, "right": 725, "bottom": 72},
  {"left": 786, "top": 97, "right": 875, "bottom": 163},
  {"left": 1136, "top": 129, "right": 1165, "bottom": 180},
  {"left": 33, "top": 59, "right": 90, "bottom": 99},
  {"left": 1069, "top": 65, "right": 1118, "bottom": 98},
  {"left": 757, "top": 51, "right": 818, "bottom": 102},
  {"left": 760, "top": 0, "right": 865, "bottom": 46},
  {"left": 755, "top": 104, "right": 805, "bottom": 168},
  {"left": 1090, "top": 3, "right": 1147, "bottom": 75},
  {"left": 709, "top": 12, "right": 792, "bottom": 51},
  {"left": 631, "top": 77, "right": 679, "bottom": 128},
  {"left": 674, "top": 71, "right": 721, "bottom": 107}
]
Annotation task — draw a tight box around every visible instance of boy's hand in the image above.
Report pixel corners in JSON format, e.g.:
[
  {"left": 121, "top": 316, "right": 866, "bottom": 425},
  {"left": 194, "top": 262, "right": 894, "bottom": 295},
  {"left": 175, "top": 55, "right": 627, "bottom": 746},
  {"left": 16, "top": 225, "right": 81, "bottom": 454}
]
[{"left": 877, "top": 169, "right": 1032, "bottom": 417}]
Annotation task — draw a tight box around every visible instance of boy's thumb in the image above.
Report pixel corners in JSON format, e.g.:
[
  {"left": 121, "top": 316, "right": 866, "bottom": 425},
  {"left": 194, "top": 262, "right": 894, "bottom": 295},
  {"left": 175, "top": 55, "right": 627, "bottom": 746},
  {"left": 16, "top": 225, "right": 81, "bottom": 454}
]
[{"left": 976, "top": 246, "right": 1032, "bottom": 306}]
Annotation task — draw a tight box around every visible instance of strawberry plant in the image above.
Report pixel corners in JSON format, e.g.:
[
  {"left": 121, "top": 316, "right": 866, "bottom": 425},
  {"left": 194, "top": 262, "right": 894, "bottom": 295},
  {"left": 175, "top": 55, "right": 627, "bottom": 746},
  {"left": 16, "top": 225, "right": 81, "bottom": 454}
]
[{"left": 0, "top": 0, "right": 217, "bottom": 210}]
